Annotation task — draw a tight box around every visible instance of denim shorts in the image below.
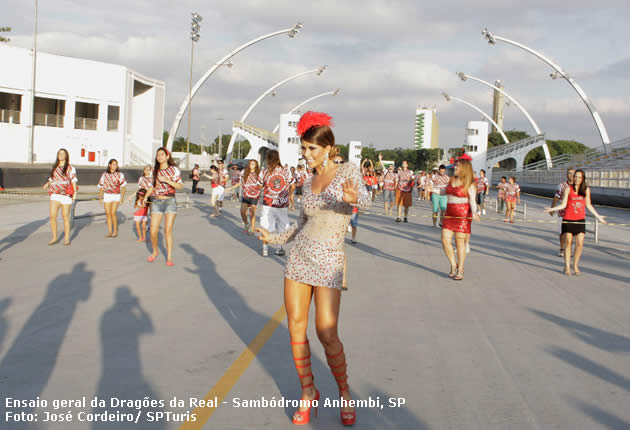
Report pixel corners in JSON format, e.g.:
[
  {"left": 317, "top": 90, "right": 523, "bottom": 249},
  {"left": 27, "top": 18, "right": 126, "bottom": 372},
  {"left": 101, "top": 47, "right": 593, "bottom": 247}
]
[
  {"left": 151, "top": 197, "right": 177, "bottom": 214},
  {"left": 476, "top": 192, "right": 486, "bottom": 205},
  {"left": 383, "top": 189, "right": 395, "bottom": 202},
  {"left": 350, "top": 212, "right": 359, "bottom": 228}
]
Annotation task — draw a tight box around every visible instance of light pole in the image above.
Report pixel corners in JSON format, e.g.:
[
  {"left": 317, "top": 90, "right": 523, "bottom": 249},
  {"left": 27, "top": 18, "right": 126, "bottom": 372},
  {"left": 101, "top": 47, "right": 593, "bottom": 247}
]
[
  {"left": 185, "top": 12, "right": 202, "bottom": 170},
  {"left": 28, "top": 0, "right": 38, "bottom": 163},
  {"left": 225, "top": 65, "right": 327, "bottom": 162},
  {"left": 167, "top": 22, "right": 303, "bottom": 152},
  {"left": 272, "top": 88, "right": 340, "bottom": 133},
  {"left": 216, "top": 118, "right": 224, "bottom": 159},
  {"left": 481, "top": 28, "right": 610, "bottom": 153},
  {"left": 456, "top": 72, "right": 552, "bottom": 168},
  {"left": 442, "top": 92, "right": 510, "bottom": 144}
]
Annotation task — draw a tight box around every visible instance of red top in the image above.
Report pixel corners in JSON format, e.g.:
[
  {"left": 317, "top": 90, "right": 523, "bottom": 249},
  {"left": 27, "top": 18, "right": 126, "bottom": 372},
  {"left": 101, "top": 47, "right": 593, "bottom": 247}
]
[
  {"left": 48, "top": 165, "right": 77, "bottom": 196},
  {"left": 240, "top": 170, "right": 262, "bottom": 199},
  {"left": 134, "top": 206, "right": 149, "bottom": 217},
  {"left": 476, "top": 176, "right": 488, "bottom": 193},
  {"left": 261, "top": 166, "right": 295, "bottom": 208},
  {"left": 383, "top": 171, "right": 398, "bottom": 191},
  {"left": 98, "top": 171, "right": 127, "bottom": 194},
  {"left": 564, "top": 186, "right": 586, "bottom": 220},
  {"left": 397, "top": 170, "right": 415, "bottom": 192},
  {"left": 152, "top": 166, "right": 183, "bottom": 197}
]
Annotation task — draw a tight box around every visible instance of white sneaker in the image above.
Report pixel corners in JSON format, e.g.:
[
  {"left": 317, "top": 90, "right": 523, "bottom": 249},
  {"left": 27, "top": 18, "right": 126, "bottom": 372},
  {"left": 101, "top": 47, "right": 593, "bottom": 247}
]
[
  {"left": 262, "top": 244, "right": 268, "bottom": 257},
  {"left": 482, "top": 209, "right": 486, "bottom": 215},
  {"left": 347, "top": 225, "right": 352, "bottom": 233},
  {"left": 466, "top": 243, "right": 470, "bottom": 254}
]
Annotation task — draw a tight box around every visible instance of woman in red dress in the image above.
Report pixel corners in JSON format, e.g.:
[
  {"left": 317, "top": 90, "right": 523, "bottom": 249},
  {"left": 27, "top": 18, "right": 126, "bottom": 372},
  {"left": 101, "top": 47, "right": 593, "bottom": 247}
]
[{"left": 441, "top": 158, "right": 479, "bottom": 280}]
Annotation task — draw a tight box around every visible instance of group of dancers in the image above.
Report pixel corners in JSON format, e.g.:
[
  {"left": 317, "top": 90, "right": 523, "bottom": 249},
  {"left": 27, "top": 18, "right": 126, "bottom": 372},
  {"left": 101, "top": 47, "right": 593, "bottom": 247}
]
[{"left": 41, "top": 110, "right": 609, "bottom": 426}]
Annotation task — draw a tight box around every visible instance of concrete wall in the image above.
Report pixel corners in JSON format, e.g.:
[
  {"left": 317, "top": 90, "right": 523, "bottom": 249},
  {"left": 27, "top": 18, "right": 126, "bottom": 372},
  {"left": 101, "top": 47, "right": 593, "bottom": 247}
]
[{"left": 0, "top": 165, "right": 147, "bottom": 189}]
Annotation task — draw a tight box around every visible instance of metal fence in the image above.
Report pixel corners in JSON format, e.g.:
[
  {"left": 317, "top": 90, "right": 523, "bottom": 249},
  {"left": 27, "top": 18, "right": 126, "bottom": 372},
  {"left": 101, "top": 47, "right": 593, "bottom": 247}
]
[
  {"left": 0, "top": 109, "right": 20, "bottom": 124},
  {"left": 34, "top": 112, "right": 64, "bottom": 127},
  {"left": 75, "top": 117, "right": 98, "bottom": 130}
]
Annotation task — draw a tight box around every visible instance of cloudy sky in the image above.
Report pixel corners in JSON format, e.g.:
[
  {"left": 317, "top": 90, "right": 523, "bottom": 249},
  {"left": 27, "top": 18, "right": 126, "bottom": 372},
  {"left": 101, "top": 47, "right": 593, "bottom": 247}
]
[{"left": 4, "top": 0, "right": 629, "bottom": 151}]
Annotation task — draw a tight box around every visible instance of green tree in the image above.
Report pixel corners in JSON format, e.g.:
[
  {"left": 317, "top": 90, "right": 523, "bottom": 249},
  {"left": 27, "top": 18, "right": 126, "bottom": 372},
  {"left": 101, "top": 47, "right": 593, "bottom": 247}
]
[
  {"left": 162, "top": 130, "right": 169, "bottom": 146},
  {"left": 488, "top": 130, "right": 531, "bottom": 148},
  {"left": 524, "top": 139, "right": 587, "bottom": 165},
  {"left": 0, "top": 27, "right": 10, "bottom": 43}
]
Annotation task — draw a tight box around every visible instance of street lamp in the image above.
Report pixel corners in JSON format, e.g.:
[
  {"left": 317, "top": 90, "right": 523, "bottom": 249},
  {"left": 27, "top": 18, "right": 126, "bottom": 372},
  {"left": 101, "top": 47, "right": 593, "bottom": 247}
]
[
  {"left": 27, "top": 0, "right": 38, "bottom": 163},
  {"left": 481, "top": 28, "right": 610, "bottom": 153},
  {"left": 272, "top": 88, "right": 341, "bottom": 133},
  {"left": 185, "top": 12, "right": 203, "bottom": 169},
  {"left": 166, "top": 22, "right": 304, "bottom": 152},
  {"left": 225, "top": 65, "right": 327, "bottom": 163},
  {"left": 442, "top": 92, "right": 510, "bottom": 144},
  {"left": 456, "top": 71, "right": 552, "bottom": 168}
]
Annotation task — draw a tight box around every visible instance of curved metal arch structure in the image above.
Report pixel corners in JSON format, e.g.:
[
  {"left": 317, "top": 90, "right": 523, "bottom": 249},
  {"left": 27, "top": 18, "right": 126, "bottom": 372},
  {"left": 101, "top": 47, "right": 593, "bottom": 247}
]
[
  {"left": 166, "top": 22, "right": 303, "bottom": 151},
  {"left": 456, "top": 72, "right": 552, "bottom": 168},
  {"left": 225, "top": 65, "right": 327, "bottom": 162},
  {"left": 482, "top": 28, "right": 610, "bottom": 153},
  {"left": 442, "top": 92, "right": 510, "bottom": 144},
  {"left": 272, "top": 88, "right": 340, "bottom": 133}
]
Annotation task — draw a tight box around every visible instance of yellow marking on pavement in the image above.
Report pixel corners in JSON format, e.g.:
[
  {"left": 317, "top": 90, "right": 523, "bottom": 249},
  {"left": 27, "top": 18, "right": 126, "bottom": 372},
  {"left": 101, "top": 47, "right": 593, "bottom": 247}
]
[{"left": 179, "top": 304, "right": 287, "bottom": 429}]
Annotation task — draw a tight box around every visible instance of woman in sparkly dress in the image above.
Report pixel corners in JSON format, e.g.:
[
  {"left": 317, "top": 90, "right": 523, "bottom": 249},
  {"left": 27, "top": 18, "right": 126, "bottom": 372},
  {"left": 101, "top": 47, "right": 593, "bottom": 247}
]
[
  {"left": 441, "top": 158, "right": 479, "bottom": 280},
  {"left": 256, "top": 112, "right": 370, "bottom": 426}
]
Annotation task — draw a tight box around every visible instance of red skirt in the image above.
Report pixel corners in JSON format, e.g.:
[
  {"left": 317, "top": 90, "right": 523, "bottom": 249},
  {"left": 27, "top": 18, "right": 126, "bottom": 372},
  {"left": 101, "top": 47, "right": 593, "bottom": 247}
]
[
  {"left": 505, "top": 196, "right": 517, "bottom": 203},
  {"left": 442, "top": 203, "right": 472, "bottom": 234}
]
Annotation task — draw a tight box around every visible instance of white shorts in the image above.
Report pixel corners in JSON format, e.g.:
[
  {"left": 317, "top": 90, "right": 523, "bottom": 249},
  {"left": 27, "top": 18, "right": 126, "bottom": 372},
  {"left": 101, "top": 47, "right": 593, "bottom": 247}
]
[
  {"left": 51, "top": 194, "right": 72, "bottom": 205},
  {"left": 104, "top": 193, "right": 121, "bottom": 203},
  {"left": 212, "top": 186, "right": 225, "bottom": 202},
  {"left": 260, "top": 205, "right": 290, "bottom": 234}
]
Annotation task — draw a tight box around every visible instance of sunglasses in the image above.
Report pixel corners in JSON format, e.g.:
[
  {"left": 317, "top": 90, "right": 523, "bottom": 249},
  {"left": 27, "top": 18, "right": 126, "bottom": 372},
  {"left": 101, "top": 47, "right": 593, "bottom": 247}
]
[{"left": 334, "top": 160, "right": 344, "bottom": 164}]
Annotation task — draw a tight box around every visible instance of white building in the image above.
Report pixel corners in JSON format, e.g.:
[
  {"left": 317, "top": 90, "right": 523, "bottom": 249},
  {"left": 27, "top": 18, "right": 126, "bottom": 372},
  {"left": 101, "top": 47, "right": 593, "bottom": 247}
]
[
  {"left": 414, "top": 106, "right": 439, "bottom": 149},
  {"left": 463, "top": 121, "right": 489, "bottom": 174},
  {"left": 348, "top": 141, "right": 362, "bottom": 168},
  {"left": 0, "top": 44, "right": 164, "bottom": 166},
  {"left": 278, "top": 113, "right": 301, "bottom": 167}
]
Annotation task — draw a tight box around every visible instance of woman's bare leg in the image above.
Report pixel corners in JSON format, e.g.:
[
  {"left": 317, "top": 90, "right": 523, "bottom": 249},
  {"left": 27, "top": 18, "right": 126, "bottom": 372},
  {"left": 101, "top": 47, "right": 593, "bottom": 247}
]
[
  {"left": 49, "top": 200, "right": 61, "bottom": 244},
  {"left": 455, "top": 232, "right": 467, "bottom": 272},
  {"left": 441, "top": 229, "right": 456, "bottom": 273},
  {"left": 61, "top": 203, "right": 72, "bottom": 244},
  {"left": 149, "top": 213, "right": 163, "bottom": 258},
  {"left": 104, "top": 202, "right": 113, "bottom": 235},
  {"left": 564, "top": 233, "right": 573, "bottom": 275},
  {"left": 249, "top": 206, "right": 257, "bottom": 231},
  {"left": 164, "top": 213, "right": 176, "bottom": 262},
  {"left": 110, "top": 201, "right": 120, "bottom": 236},
  {"left": 573, "top": 233, "right": 585, "bottom": 274},
  {"left": 284, "top": 278, "right": 316, "bottom": 417}
]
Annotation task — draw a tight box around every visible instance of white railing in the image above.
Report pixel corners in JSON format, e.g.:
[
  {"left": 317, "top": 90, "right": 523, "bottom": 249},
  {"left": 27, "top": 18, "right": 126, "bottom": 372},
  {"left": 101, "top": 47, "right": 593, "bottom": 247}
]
[
  {"left": 513, "top": 168, "right": 630, "bottom": 189},
  {"left": 129, "top": 143, "right": 152, "bottom": 166},
  {"left": 107, "top": 119, "right": 119, "bottom": 131},
  {"left": 522, "top": 153, "right": 572, "bottom": 171},
  {"left": 75, "top": 117, "right": 98, "bottom": 130},
  {"left": 34, "top": 112, "right": 64, "bottom": 127},
  {"left": 233, "top": 120, "right": 278, "bottom": 144},
  {"left": 0, "top": 109, "right": 20, "bottom": 124},
  {"left": 486, "top": 134, "right": 546, "bottom": 160}
]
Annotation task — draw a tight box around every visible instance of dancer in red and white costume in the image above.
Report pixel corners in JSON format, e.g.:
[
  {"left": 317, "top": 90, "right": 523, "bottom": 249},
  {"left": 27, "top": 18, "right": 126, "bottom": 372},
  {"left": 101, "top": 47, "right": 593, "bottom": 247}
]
[
  {"left": 239, "top": 159, "right": 263, "bottom": 234},
  {"left": 496, "top": 176, "right": 507, "bottom": 214},
  {"left": 143, "top": 148, "right": 184, "bottom": 266},
  {"left": 256, "top": 111, "right": 370, "bottom": 426},
  {"left": 259, "top": 150, "right": 295, "bottom": 257},
  {"left": 550, "top": 168, "right": 575, "bottom": 256},
  {"left": 430, "top": 165, "right": 450, "bottom": 228},
  {"left": 42, "top": 148, "right": 77, "bottom": 246},
  {"left": 475, "top": 169, "right": 489, "bottom": 215},
  {"left": 378, "top": 153, "right": 398, "bottom": 215},
  {"left": 545, "top": 169, "right": 606, "bottom": 275},
  {"left": 441, "top": 158, "right": 479, "bottom": 280},
  {"left": 504, "top": 176, "right": 520, "bottom": 223},
  {"left": 98, "top": 159, "right": 127, "bottom": 238},
  {"left": 395, "top": 160, "right": 415, "bottom": 223}
]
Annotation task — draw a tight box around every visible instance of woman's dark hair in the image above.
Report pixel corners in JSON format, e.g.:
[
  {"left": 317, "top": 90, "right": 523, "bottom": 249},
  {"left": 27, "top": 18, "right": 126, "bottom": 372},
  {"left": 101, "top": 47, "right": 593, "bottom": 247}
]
[
  {"left": 300, "top": 125, "right": 339, "bottom": 166},
  {"left": 510, "top": 176, "right": 516, "bottom": 182},
  {"left": 50, "top": 148, "right": 70, "bottom": 179},
  {"left": 209, "top": 165, "right": 218, "bottom": 172},
  {"left": 266, "top": 150, "right": 281, "bottom": 172},
  {"left": 153, "top": 147, "right": 176, "bottom": 187},
  {"left": 107, "top": 158, "right": 120, "bottom": 173},
  {"left": 573, "top": 169, "right": 588, "bottom": 196},
  {"left": 501, "top": 176, "right": 507, "bottom": 180}
]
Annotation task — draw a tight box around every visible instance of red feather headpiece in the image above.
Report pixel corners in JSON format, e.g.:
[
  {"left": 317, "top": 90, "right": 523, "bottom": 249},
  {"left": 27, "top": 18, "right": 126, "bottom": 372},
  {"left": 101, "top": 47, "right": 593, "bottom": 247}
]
[
  {"left": 296, "top": 111, "right": 333, "bottom": 137},
  {"left": 458, "top": 153, "right": 472, "bottom": 161}
]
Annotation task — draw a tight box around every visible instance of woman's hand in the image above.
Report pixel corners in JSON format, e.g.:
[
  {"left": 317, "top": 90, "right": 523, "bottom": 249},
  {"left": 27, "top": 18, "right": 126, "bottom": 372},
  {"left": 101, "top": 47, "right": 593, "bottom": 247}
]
[
  {"left": 42, "top": 182, "right": 49, "bottom": 190},
  {"left": 342, "top": 178, "right": 359, "bottom": 204},
  {"left": 254, "top": 227, "right": 270, "bottom": 242},
  {"left": 598, "top": 215, "right": 607, "bottom": 224},
  {"left": 544, "top": 206, "right": 553, "bottom": 213},
  {"left": 472, "top": 213, "right": 480, "bottom": 222}
]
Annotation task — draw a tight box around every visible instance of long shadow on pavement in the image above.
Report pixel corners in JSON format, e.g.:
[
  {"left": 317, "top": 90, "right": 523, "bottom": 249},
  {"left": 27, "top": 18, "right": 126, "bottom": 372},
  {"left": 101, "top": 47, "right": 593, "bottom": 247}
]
[
  {"left": 358, "top": 384, "right": 429, "bottom": 429},
  {"left": 0, "top": 262, "right": 94, "bottom": 429},
  {"left": 0, "top": 297, "right": 11, "bottom": 355},
  {"left": 181, "top": 243, "right": 334, "bottom": 421},
  {"left": 0, "top": 218, "right": 48, "bottom": 256},
  {"left": 568, "top": 397, "right": 630, "bottom": 430},
  {"left": 92, "top": 286, "right": 165, "bottom": 430}
]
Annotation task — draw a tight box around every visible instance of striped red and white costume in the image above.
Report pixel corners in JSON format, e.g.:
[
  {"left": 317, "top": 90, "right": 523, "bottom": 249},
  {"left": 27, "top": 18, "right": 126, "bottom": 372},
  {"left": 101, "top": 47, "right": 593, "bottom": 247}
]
[
  {"left": 505, "top": 183, "right": 520, "bottom": 203},
  {"left": 98, "top": 171, "right": 127, "bottom": 194},
  {"left": 383, "top": 171, "right": 398, "bottom": 191},
  {"left": 476, "top": 176, "right": 489, "bottom": 194},
  {"left": 497, "top": 182, "right": 507, "bottom": 199},
  {"left": 137, "top": 175, "right": 153, "bottom": 191},
  {"left": 152, "top": 166, "right": 183, "bottom": 197},
  {"left": 48, "top": 165, "right": 77, "bottom": 196},
  {"left": 430, "top": 173, "right": 449, "bottom": 195},
  {"left": 240, "top": 170, "right": 263, "bottom": 199},
  {"left": 554, "top": 181, "right": 570, "bottom": 218},
  {"left": 397, "top": 170, "right": 415, "bottom": 192}
]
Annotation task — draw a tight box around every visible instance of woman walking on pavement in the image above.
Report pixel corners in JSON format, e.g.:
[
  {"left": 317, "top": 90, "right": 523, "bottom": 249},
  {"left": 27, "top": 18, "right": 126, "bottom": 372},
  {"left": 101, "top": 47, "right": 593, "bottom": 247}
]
[
  {"left": 43, "top": 148, "right": 77, "bottom": 246},
  {"left": 544, "top": 169, "right": 606, "bottom": 276},
  {"left": 504, "top": 176, "right": 521, "bottom": 223},
  {"left": 441, "top": 158, "right": 479, "bottom": 280},
  {"left": 256, "top": 112, "right": 370, "bottom": 426},
  {"left": 98, "top": 159, "right": 127, "bottom": 238}
]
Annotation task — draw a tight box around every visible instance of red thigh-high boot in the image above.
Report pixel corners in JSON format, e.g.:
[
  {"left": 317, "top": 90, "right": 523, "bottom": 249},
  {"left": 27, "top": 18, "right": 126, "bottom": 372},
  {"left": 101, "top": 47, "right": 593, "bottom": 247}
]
[
  {"left": 291, "top": 340, "right": 319, "bottom": 425},
  {"left": 326, "top": 344, "right": 356, "bottom": 426}
]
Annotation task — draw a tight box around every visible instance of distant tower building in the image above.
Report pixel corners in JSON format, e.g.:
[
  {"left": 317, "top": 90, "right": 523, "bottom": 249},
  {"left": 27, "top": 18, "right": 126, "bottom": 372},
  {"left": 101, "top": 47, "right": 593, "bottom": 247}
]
[
  {"left": 464, "top": 120, "right": 489, "bottom": 174},
  {"left": 348, "top": 141, "right": 362, "bottom": 168},
  {"left": 278, "top": 113, "right": 301, "bottom": 167},
  {"left": 414, "top": 106, "right": 439, "bottom": 149},
  {"left": 492, "top": 80, "right": 505, "bottom": 134}
]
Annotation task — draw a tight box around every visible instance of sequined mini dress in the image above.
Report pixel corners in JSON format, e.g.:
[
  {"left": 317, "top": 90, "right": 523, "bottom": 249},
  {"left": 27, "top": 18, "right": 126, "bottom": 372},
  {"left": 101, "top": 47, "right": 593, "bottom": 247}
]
[{"left": 266, "top": 163, "right": 371, "bottom": 289}]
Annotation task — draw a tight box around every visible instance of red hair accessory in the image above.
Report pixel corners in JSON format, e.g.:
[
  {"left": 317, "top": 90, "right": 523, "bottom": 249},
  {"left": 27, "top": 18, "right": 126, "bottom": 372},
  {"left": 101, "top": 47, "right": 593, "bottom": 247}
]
[
  {"left": 458, "top": 153, "right": 472, "bottom": 161},
  {"left": 296, "top": 111, "right": 333, "bottom": 137}
]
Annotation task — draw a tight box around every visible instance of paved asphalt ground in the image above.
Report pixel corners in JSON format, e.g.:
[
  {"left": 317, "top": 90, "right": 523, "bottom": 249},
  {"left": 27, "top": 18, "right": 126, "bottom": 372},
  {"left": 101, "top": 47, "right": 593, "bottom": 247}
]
[{"left": 1, "top": 188, "right": 629, "bottom": 429}]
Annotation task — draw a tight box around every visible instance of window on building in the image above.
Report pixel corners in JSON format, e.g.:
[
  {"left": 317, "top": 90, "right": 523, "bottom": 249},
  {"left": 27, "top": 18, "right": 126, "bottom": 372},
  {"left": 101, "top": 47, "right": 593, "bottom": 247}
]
[
  {"left": 107, "top": 105, "right": 119, "bottom": 131},
  {"left": 0, "top": 92, "right": 22, "bottom": 124},
  {"left": 75, "top": 101, "right": 99, "bottom": 130},
  {"left": 34, "top": 97, "right": 65, "bottom": 128}
]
